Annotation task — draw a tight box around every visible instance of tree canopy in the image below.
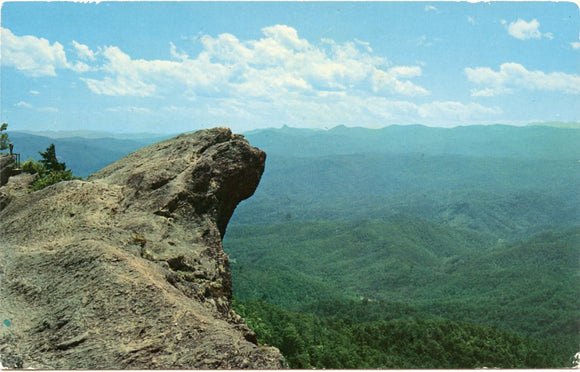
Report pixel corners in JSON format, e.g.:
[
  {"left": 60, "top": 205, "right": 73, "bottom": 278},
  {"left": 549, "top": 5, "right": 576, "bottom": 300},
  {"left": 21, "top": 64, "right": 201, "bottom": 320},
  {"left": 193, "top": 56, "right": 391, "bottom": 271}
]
[
  {"left": 1, "top": 123, "right": 10, "bottom": 151},
  {"left": 39, "top": 143, "right": 67, "bottom": 173}
]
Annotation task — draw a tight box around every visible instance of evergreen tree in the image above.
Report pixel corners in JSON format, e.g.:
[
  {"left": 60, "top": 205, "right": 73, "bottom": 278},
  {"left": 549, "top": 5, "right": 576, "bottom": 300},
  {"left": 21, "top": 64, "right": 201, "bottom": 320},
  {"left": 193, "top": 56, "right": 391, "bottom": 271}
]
[
  {"left": 0, "top": 123, "right": 9, "bottom": 151},
  {"left": 29, "top": 143, "right": 78, "bottom": 190},
  {"left": 39, "top": 143, "right": 67, "bottom": 172}
]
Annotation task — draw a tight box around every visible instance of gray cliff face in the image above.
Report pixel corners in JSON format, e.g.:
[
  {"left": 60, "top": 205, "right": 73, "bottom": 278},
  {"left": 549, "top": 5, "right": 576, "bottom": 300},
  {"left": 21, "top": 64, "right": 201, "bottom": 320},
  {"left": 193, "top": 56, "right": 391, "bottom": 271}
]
[{"left": 0, "top": 128, "right": 284, "bottom": 369}]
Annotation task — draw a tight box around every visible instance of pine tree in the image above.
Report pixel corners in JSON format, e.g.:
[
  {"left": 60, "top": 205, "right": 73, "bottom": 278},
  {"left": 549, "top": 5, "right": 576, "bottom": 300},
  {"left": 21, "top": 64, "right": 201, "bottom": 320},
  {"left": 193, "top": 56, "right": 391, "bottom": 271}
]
[
  {"left": 0, "top": 123, "right": 9, "bottom": 151},
  {"left": 39, "top": 143, "right": 66, "bottom": 173},
  {"left": 30, "top": 143, "right": 77, "bottom": 191}
]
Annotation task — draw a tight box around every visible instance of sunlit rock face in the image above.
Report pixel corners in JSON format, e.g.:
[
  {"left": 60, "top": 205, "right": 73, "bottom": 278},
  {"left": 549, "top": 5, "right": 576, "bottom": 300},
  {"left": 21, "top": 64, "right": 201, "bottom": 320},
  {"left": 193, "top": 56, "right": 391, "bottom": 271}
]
[{"left": 0, "top": 128, "right": 284, "bottom": 369}]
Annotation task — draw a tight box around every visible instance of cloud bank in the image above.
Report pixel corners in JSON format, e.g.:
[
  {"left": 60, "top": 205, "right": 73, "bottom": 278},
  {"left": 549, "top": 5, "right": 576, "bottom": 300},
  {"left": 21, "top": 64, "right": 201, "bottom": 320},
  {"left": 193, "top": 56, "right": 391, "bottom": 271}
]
[
  {"left": 465, "top": 62, "right": 580, "bottom": 96},
  {"left": 3, "top": 24, "right": 576, "bottom": 129},
  {"left": 75, "top": 25, "right": 430, "bottom": 101}
]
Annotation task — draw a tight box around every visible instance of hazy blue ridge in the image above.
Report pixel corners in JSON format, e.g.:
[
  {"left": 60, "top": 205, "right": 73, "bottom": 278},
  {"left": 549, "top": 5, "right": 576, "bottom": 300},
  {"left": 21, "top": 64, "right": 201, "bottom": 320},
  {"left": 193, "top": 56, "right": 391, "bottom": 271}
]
[
  {"left": 8, "top": 131, "right": 170, "bottom": 177},
  {"left": 231, "top": 152, "right": 580, "bottom": 238},
  {"left": 244, "top": 124, "right": 580, "bottom": 160},
  {"left": 10, "top": 124, "right": 580, "bottom": 173},
  {"left": 11, "top": 129, "right": 174, "bottom": 140}
]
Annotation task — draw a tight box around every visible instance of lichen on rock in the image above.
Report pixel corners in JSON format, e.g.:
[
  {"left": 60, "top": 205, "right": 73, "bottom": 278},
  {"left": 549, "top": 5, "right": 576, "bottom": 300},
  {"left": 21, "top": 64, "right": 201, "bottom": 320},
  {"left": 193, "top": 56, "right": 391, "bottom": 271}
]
[{"left": 0, "top": 128, "right": 283, "bottom": 369}]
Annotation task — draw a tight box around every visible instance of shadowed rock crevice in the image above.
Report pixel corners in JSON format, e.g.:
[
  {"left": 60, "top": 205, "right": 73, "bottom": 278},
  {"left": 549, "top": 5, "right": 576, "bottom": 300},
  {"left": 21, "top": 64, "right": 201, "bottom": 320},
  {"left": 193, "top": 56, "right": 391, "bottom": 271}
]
[{"left": 0, "top": 128, "right": 282, "bottom": 369}]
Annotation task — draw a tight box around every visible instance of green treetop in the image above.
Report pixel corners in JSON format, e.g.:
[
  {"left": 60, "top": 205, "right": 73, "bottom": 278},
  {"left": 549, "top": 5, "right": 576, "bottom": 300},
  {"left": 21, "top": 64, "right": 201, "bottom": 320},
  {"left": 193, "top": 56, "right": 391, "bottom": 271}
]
[
  {"left": 1, "top": 123, "right": 9, "bottom": 151},
  {"left": 39, "top": 143, "right": 67, "bottom": 173}
]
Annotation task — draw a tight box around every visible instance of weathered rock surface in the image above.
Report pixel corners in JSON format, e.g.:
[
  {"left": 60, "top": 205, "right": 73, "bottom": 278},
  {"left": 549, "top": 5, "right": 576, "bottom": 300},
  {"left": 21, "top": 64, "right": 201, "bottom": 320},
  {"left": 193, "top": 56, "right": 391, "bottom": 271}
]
[
  {"left": 0, "top": 153, "right": 16, "bottom": 187},
  {"left": 0, "top": 128, "right": 284, "bottom": 369}
]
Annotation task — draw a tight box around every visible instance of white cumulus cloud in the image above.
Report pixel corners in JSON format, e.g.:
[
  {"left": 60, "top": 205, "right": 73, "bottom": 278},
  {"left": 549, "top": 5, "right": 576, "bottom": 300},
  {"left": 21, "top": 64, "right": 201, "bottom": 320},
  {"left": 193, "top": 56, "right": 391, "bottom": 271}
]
[
  {"left": 169, "top": 42, "right": 189, "bottom": 61},
  {"left": 260, "top": 24, "right": 310, "bottom": 51},
  {"left": 506, "top": 19, "right": 552, "bottom": 40},
  {"left": 507, "top": 19, "right": 541, "bottom": 40},
  {"left": 78, "top": 25, "right": 428, "bottom": 100},
  {"left": 81, "top": 46, "right": 188, "bottom": 97},
  {"left": 1, "top": 28, "right": 98, "bottom": 76},
  {"left": 372, "top": 69, "right": 429, "bottom": 96},
  {"left": 465, "top": 62, "right": 580, "bottom": 96},
  {"left": 1, "top": 27, "right": 69, "bottom": 77},
  {"left": 72, "top": 40, "right": 96, "bottom": 61}
]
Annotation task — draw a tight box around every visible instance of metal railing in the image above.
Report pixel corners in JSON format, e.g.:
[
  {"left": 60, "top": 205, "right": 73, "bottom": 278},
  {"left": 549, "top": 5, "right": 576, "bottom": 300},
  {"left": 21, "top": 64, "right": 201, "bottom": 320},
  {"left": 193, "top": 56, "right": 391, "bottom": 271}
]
[{"left": 12, "top": 153, "right": 20, "bottom": 169}]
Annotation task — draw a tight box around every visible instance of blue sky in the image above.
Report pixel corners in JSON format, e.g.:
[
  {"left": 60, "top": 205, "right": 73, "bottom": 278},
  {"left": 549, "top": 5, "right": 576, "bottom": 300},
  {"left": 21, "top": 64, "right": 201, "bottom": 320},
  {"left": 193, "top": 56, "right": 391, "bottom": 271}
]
[{"left": 1, "top": 1, "right": 579, "bottom": 133}]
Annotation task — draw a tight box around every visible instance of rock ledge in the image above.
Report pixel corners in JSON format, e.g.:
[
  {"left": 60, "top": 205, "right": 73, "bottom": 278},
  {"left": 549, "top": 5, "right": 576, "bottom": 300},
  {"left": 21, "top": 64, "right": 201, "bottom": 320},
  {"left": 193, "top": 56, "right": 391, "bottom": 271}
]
[{"left": 0, "top": 128, "right": 284, "bottom": 369}]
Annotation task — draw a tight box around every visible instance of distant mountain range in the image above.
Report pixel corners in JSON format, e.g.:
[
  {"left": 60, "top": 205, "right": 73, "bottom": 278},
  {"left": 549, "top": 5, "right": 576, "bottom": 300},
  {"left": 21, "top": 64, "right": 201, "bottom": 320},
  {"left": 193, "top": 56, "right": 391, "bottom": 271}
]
[
  {"left": 527, "top": 121, "right": 580, "bottom": 129},
  {"left": 13, "top": 129, "right": 175, "bottom": 140},
  {"left": 8, "top": 131, "right": 171, "bottom": 177},
  {"left": 244, "top": 123, "right": 580, "bottom": 160},
  {"left": 8, "top": 123, "right": 579, "bottom": 178}
]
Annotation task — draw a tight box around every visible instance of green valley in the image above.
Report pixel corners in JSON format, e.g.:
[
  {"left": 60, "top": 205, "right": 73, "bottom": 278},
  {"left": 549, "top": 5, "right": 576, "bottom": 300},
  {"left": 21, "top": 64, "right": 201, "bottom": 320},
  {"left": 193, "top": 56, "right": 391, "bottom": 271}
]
[{"left": 223, "top": 124, "right": 580, "bottom": 368}]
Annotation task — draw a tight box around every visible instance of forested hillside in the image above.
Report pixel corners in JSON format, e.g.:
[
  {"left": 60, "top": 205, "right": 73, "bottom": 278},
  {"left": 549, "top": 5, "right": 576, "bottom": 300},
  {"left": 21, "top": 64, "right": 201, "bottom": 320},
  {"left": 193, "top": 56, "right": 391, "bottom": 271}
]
[
  {"left": 233, "top": 299, "right": 565, "bottom": 369},
  {"left": 224, "top": 124, "right": 580, "bottom": 368}
]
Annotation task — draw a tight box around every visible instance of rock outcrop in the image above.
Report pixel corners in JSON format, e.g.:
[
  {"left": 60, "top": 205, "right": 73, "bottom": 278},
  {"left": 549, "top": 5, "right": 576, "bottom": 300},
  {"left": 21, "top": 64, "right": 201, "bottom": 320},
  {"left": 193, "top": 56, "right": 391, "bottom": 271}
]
[
  {"left": 0, "top": 128, "right": 284, "bottom": 369},
  {"left": 0, "top": 153, "right": 16, "bottom": 187}
]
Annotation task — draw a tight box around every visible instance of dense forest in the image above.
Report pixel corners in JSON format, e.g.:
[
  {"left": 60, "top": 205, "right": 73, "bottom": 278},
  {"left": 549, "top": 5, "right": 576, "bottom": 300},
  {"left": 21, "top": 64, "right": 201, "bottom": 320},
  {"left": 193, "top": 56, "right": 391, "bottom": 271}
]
[
  {"left": 233, "top": 299, "right": 565, "bottom": 368},
  {"left": 10, "top": 124, "right": 580, "bottom": 368},
  {"left": 224, "top": 124, "right": 580, "bottom": 368}
]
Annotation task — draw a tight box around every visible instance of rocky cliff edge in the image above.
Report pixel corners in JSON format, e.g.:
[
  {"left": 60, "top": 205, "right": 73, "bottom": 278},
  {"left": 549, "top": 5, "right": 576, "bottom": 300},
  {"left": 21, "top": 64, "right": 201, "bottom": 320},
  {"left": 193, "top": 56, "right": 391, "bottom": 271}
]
[{"left": 0, "top": 128, "right": 284, "bottom": 369}]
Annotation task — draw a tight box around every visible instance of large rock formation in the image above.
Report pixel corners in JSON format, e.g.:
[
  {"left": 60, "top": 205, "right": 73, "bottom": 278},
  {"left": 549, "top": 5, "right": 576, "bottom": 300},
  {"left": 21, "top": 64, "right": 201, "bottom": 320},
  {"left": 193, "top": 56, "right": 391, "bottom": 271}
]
[{"left": 0, "top": 128, "right": 284, "bottom": 369}]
